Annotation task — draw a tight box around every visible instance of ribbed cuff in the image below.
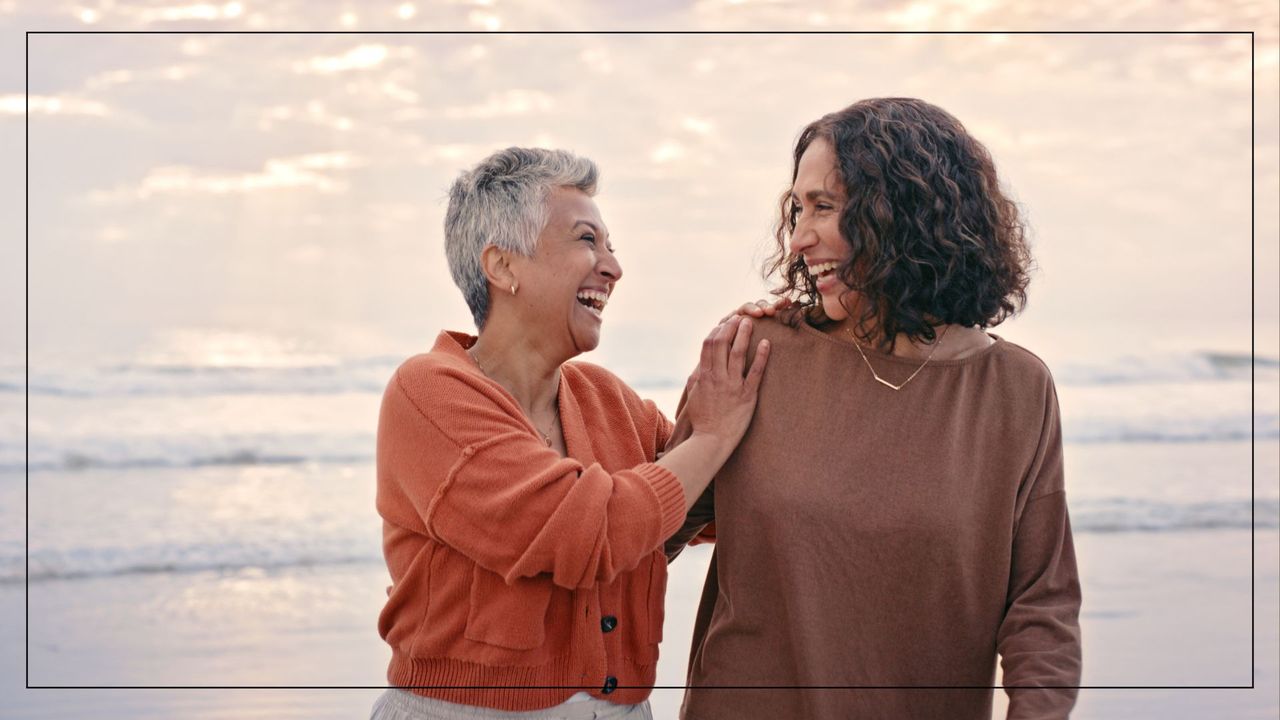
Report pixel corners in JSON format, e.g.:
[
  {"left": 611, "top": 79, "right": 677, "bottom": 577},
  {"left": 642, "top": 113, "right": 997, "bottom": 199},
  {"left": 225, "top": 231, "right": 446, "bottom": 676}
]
[{"left": 632, "top": 462, "right": 687, "bottom": 545}]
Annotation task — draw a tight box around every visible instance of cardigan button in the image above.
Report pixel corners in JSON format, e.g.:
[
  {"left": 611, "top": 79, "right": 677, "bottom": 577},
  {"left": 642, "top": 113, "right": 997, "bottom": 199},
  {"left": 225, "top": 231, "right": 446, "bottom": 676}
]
[
  {"left": 601, "top": 615, "right": 618, "bottom": 633},
  {"left": 602, "top": 676, "right": 618, "bottom": 694}
]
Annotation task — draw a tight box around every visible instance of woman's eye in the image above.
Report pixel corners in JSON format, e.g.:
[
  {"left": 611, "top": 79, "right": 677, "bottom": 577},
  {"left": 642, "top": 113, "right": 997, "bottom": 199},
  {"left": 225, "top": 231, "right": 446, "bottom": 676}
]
[{"left": 581, "top": 234, "right": 596, "bottom": 244}]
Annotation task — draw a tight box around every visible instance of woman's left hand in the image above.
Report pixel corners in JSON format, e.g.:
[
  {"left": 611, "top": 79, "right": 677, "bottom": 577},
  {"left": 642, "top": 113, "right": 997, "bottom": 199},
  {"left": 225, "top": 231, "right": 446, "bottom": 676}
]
[{"left": 719, "top": 297, "right": 792, "bottom": 323}]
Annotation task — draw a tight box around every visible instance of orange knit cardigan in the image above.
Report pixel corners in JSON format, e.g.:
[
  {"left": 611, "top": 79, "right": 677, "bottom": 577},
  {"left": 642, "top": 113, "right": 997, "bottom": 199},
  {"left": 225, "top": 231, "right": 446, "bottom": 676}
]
[{"left": 376, "top": 331, "right": 687, "bottom": 711}]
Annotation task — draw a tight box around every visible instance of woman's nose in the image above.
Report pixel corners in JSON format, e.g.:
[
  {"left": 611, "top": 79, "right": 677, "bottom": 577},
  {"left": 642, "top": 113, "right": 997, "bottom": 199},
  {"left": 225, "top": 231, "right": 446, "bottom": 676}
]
[
  {"left": 600, "top": 252, "right": 622, "bottom": 283},
  {"left": 789, "top": 219, "right": 815, "bottom": 256}
]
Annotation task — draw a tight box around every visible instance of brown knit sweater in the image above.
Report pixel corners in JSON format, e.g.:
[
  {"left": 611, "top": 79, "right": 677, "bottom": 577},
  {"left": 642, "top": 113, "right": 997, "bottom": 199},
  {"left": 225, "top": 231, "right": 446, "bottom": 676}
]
[{"left": 665, "top": 318, "right": 1082, "bottom": 720}]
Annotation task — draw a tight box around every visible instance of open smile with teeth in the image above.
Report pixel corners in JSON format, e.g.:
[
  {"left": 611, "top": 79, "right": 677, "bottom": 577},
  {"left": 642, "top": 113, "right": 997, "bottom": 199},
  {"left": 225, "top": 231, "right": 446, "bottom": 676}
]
[
  {"left": 576, "top": 289, "right": 609, "bottom": 318},
  {"left": 807, "top": 260, "right": 841, "bottom": 282}
]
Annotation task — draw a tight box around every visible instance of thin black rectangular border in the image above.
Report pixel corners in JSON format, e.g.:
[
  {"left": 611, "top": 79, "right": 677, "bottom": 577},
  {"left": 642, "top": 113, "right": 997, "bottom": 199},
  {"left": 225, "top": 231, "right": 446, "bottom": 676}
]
[{"left": 24, "top": 29, "right": 1264, "bottom": 696}]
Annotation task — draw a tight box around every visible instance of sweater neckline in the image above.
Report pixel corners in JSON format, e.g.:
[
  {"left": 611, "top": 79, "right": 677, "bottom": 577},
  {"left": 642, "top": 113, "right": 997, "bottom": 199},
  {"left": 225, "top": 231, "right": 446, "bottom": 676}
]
[
  {"left": 436, "top": 331, "right": 584, "bottom": 460},
  {"left": 795, "top": 321, "right": 1007, "bottom": 367}
]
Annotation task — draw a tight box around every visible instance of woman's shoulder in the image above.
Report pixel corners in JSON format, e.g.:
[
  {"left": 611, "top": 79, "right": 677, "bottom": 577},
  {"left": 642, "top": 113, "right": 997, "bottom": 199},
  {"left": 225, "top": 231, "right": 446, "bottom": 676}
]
[
  {"left": 725, "top": 313, "right": 813, "bottom": 356},
  {"left": 562, "top": 361, "right": 662, "bottom": 423},
  {"left": 987, "top": 337, "right": 1058, "bottom": 387},
  {"left": 389, "top": 332, "right": 488, "bottom": 401},
  {"left": 752, "top": 312, "right": 811, "bottom": 340},
  {"left": 562, "top": 360, "right": 641, "bottom": 402}
]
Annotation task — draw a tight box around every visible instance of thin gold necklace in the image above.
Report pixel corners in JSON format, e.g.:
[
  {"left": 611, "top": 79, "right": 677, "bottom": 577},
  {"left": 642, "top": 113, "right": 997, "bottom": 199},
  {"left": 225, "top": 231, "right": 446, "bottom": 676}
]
[
  {"left": 468, "top": 348, "right": 558, "bottom": 446},
  {"left": 848, "top": 324, "right": 951, "bottom": 391}
]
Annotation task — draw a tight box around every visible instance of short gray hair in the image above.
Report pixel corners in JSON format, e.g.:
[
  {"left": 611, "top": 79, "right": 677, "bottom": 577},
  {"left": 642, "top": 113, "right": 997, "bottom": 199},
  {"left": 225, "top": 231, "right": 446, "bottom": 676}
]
[{"left": 444, "top": 147, "right": 599, "bottom": 329}]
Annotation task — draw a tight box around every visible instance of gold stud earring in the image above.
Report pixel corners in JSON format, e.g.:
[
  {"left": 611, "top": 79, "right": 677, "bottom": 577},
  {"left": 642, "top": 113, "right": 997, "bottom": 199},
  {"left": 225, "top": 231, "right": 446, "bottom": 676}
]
[{"left": 510, "top": 282, "right": 518, "bottom": 295}]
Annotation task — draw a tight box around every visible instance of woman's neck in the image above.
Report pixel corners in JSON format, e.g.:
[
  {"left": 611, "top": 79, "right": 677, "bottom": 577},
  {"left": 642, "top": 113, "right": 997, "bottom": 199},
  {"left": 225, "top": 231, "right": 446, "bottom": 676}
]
[
  {"left": 823, "top": 317, "right": 994, "bottom": 361},
  {"left": 467, "top": 326, "right": 563, "bottom": 416}
]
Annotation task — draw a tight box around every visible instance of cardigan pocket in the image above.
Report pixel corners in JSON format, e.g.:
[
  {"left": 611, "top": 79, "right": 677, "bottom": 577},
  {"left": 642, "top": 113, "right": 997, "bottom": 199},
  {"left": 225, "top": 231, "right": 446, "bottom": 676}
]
[
  {"left": 645, "top": 550, "right": 667, "bottom": 644},
  {"left": 625, "top": 550, "right": 665, "bottom": 663},
  {"left": 464, "top": 566, "right": 553, "bottom": 651}
]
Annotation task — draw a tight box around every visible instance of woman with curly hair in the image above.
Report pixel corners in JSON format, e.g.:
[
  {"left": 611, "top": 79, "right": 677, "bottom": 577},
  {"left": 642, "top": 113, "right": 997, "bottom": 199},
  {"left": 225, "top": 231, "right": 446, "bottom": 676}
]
[{"left": 666, "top": 98, "right": 1082, "bottom": 719}]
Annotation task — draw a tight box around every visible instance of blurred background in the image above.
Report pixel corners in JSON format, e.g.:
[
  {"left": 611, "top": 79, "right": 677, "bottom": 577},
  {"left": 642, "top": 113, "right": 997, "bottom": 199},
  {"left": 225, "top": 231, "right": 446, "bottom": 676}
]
[{"left": 2, "top": 2, "right": 1278, "bottom": 718}]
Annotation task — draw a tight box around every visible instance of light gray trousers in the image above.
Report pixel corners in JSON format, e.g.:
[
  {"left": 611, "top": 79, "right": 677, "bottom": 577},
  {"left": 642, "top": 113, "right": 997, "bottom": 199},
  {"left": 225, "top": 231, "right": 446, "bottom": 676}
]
[{"left": 369, "top": 689, "right": 654, "bottom": 720}]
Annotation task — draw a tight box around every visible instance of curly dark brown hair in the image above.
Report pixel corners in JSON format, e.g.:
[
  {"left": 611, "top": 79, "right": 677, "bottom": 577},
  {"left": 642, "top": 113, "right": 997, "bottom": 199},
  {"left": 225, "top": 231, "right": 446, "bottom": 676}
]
[{"left": 765, "top": 97, "right": 1032, "bottom": 352}]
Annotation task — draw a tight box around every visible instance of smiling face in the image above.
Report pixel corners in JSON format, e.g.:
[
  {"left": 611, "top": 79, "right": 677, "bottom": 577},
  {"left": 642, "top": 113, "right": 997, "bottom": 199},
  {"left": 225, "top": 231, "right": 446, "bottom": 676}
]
[
  {"left": 510, "top": 186, "right": 621, "bottom": 356},
  {"left": 788, "top": 137, "right": 857, "bottom": 323}
]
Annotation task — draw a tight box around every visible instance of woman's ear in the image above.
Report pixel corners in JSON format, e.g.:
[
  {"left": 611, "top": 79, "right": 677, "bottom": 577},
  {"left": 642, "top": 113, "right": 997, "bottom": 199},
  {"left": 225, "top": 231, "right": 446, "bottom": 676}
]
[{"left": 479, "top": 245, "right": 516, "bottom": 295}]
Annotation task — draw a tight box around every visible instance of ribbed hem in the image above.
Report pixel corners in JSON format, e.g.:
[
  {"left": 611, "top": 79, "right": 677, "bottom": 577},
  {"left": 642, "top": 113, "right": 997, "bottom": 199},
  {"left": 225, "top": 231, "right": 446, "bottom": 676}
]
[
  {"left": 387, "top": 653, "right": 656, "bottom": 712},
  {"left": 634, "top": 463, "right": 687, "bottom": 545}
]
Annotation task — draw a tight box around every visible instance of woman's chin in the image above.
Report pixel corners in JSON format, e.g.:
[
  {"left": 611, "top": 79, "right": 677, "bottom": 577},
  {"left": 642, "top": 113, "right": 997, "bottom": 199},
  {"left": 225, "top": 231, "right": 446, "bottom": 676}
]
[
  {"left": 571, "top": 312, "right": 603, "bottom": 352},
  {"left": 573, "top": 333, "right": 601, "bottom": 354},
  {"left": 819, "top": 294, "right": 850, "bottom": 321}
]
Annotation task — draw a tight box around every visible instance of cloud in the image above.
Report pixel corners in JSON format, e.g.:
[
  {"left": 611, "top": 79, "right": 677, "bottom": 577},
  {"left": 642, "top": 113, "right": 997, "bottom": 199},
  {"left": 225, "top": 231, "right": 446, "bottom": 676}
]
[
  {"left": 82, "top": 65, "right": 198, "bottom": 91},
  {"left": 87, "top": 152, "right": 362, "bottom": 203},
  {"left": 650, "top": 141, "right": 686, "bottom": 163},
  {"left": 96, "top": 226, "right": 130, "bottom": 245},
  {"left": 684, "top": 0, "right": 1278, "bottom": 47},
  {"left": 181, "top": 37, "right": 211, "bottom": 56},
  {"left": 83, "top": 69, "right": 134, "bottom": 89},
  {"left": 468, "top": 9, "right": 502, "bottom": 30},
  {"left": 366, "top": 202, "right": 423, "bottom": 233},
  {"left": 0, "top": 94, "right": 111, "bottom": 117},
  {"left": 580, "top": 47, "right": 614, "bottom": 74},
  {"left": 885, "top": 1, "right": 940, "bottom": 26},
  {"left": 450, "top": 44, "right": 490, "bottom": 67},
  {"left": 256, "top": 101, "right": 355, "bottom": 132},
  {"left": 135, "top": 2, "right": 245, "bottom": 23},
  {"left": 295, "top": 44, "right": 391, "bottom": 74},
  {"left": 415, "top": 143, "right": 491, "bottom": 165},
  {"left": 379, "top": 81, "right": 419, "bottom": 104},
  {"left": 1261, "top": 46, "right": 1280, "bottom": 70},
  {"left": 287, "top": 153, "right": 364, "bottom": 171},
  {"left": 681, "top": 117, "right": 715, "bottom": 135},
  {"left": 440, "top": 90, "right": 555, "bottom": 119},
  {"left": 17, "top": 19, "right": 1273, "bottom": 373}
]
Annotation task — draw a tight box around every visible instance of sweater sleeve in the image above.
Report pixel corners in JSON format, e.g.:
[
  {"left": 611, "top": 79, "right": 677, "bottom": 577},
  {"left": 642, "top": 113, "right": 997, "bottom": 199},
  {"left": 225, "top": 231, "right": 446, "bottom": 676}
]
[
  {"left": 383, "top": 365, "right": 688, "bottom": 590},
  {"left": 997, "top": 381, "right": 1083, "bottom": 719},
  {"left": 651, "top": 399, "right": 675, "bottom": 457},
  {"left": 661, "top": 383, "right": 717, "bottom": 561}
]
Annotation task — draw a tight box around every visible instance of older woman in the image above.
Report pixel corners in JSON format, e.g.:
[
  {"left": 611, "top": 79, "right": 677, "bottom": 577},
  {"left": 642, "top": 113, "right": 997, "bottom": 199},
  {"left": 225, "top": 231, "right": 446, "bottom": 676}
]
[
  {"left": 372, "top": 147, "right": 768, "bottom": 720},
  {"left": 667, "top": 98, "right": 1082, "bottom": 719}
]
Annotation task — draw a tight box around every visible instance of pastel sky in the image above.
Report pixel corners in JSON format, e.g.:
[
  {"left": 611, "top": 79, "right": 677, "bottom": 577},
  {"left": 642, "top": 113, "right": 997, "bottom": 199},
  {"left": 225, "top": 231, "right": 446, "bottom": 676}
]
[{"left": 3, "top": 1, "right": 1277, "bottom": 381}]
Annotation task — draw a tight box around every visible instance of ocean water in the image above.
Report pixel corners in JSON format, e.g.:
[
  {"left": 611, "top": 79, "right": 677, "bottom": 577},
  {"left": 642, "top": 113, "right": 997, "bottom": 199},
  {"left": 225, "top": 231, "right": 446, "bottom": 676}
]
[
  {"left": 5, "top": 351, "right": 1279, "bottom": 719},
  {"left": 8, "top": 349, "right": 1276, "bottom": 469},
  {"left": 3, "top": 349, "right": 1278, "bottom": 585}
]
